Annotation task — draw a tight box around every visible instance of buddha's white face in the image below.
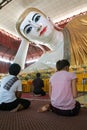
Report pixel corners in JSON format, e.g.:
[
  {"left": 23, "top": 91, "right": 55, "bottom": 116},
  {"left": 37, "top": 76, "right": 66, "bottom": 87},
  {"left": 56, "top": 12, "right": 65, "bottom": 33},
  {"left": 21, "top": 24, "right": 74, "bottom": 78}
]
[{"left": 20, "top": 11, "right": 54, "bottom": 43}]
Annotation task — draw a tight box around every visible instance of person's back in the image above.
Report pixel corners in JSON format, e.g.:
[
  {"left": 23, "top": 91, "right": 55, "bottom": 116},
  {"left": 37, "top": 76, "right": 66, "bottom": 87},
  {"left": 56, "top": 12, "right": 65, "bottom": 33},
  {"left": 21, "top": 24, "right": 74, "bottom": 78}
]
[
  {"left": 50, "top": 70, "right": 76, "bottom": 110},
  {"left": 38, "top": 59, "right": 80, "bottom": 116},
  {"left": 33, "top": 77, "right": 44, "bottom": 91},
  {"left": 0, "top": 63, "right": 31, "bottom": 112},
  {"left": 49, "top": 59, "right": 81, "bottom": 116},
  {"left": 0, "top": 75, "right": 20, "bottom": 104},
  {"left": 0, "top": 64, "right": 21, "bottom": 104},
  {"left": 32, "top": 73, "right": 46, "bottom": 96}
]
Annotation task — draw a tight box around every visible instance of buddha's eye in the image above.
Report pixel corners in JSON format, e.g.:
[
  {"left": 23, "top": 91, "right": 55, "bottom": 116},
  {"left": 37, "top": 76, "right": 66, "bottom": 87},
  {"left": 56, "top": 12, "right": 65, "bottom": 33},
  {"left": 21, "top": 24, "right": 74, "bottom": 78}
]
[
  {"left": 25, "top": 26, "right": 32, "bottom": 34},
  {"left": 35, "top": 15, "right": 41, "bottom": 22}
]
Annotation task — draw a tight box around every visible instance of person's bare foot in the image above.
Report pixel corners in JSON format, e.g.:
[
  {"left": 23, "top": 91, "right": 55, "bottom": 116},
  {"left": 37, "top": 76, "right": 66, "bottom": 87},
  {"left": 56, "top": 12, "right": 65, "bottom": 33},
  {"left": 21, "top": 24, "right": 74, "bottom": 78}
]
[
  {"left": 10, "top": 104, "right": 23, "bottom": 112},
  {"left": 34, "top": 94, "right": 41, "bottom": 97},
  {"left": 37, "top": 104, "right": 50, "bottom": 112},
  {"left": 81, "top": 103, "right": 87, "bottom": 108}
]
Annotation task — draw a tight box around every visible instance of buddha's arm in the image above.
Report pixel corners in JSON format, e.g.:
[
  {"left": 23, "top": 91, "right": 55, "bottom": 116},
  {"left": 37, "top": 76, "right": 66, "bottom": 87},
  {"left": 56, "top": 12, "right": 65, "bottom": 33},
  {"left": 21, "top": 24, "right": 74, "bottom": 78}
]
[{"left": 13, "top": 38, "right": 29, "bottom": 69}]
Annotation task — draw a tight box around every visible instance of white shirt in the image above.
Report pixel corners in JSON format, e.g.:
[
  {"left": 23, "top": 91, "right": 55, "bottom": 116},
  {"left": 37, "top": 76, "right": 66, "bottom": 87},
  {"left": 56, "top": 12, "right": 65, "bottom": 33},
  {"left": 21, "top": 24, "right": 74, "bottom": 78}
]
[{"left": 0, "top": 75, "right": 22, "bottom": 104}]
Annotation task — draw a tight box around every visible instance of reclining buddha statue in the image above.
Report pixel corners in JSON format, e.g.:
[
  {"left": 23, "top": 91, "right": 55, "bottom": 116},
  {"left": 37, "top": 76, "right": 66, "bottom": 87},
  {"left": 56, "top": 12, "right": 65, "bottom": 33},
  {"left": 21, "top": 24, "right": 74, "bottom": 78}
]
[{"left": 14, "top": 7, "right": 87, "bottom": 72}]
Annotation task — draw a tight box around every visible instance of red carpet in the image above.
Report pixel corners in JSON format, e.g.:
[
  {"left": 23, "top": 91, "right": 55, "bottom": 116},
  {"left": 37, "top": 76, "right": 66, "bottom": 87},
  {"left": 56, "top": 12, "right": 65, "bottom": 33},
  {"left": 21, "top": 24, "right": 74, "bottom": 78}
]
[
  {"left": 0, "top": 100, "right": 87, "bottom": 130},
  {"left": 22, "top": 92, "right": 50, "bottom": 101}
]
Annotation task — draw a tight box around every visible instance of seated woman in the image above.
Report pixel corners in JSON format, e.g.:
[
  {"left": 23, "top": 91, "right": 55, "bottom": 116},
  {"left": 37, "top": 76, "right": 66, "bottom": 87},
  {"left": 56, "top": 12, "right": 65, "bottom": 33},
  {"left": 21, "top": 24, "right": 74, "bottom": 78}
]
[{"left": 38, "top": 59, "right": 81, "bottom": 116}]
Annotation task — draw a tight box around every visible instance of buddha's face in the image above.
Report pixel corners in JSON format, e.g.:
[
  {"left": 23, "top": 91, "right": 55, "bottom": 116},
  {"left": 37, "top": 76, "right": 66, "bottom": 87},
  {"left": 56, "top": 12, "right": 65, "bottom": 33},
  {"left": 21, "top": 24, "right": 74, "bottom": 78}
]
[{"left": 19, "top": 11, "right": 54, "bottom": 43}]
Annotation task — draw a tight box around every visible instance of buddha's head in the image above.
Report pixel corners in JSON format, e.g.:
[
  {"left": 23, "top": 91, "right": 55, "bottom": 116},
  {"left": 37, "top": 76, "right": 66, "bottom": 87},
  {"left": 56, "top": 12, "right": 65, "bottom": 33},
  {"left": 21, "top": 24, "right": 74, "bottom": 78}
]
[{"left": 16, "top": 7, "right": 54, "bottom": 44}]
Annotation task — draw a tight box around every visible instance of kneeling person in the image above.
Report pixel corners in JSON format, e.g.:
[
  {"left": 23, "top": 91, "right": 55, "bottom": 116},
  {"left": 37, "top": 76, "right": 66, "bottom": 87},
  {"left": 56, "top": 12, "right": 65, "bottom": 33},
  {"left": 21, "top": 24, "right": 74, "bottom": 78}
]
[
  {"left": 0, "top": 63, "right": 31, "bottom": 112},
  {"left": 32, "top": 73, "right": 46, "bottom": 96}
]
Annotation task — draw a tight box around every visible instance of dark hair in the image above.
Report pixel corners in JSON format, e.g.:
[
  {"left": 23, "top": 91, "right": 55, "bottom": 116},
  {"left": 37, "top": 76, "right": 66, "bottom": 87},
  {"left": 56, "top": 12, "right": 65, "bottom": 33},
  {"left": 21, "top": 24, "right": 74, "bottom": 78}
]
[
  {"left": 9, "top": 63, "right": 21, "bottom": 76},
  {"left": 36, "top": 73, "right": 41, "bottom": 77},
  {"left": 56, "top": 59, "right": 70, "bottom": 71}
]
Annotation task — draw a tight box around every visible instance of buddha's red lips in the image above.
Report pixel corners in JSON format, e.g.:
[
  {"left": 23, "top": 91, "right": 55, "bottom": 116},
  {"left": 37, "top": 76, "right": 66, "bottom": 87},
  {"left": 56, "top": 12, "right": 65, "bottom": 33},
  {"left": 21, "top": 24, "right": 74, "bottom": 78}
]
[{"left": 40, "top": 26, "right": 47, "bottom": 36}]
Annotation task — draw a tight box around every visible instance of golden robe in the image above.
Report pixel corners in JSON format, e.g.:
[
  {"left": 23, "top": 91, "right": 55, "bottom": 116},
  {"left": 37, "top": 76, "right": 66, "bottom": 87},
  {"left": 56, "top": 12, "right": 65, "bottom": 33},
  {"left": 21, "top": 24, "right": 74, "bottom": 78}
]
[{"left": 64, "top": 14, "right": 87, "bottom": 67}]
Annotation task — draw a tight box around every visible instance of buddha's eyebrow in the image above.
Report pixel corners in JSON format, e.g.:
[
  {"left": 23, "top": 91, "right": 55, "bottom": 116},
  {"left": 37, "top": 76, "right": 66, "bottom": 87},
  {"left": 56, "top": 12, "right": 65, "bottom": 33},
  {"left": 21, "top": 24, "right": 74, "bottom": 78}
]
[
  {"left": 24, "top": 24, "right": 30, "bottom": 32},
  {"left": 32, "top": 13, "right": 38, "bottom": 20}
]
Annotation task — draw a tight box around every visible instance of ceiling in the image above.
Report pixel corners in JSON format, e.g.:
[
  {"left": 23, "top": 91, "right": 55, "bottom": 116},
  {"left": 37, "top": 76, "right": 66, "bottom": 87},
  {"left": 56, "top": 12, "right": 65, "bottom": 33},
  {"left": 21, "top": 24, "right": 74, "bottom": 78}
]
[{"left": 0, "top": 0, "right": 87, "bottom": 63}]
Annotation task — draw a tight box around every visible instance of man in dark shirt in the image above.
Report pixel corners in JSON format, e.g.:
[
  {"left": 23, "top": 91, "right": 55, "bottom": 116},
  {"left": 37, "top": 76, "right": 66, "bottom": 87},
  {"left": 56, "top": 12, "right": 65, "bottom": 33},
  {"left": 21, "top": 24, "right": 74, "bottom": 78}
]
[{"left": 32, "top": 73, "right": 46, "bottom": 96}]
